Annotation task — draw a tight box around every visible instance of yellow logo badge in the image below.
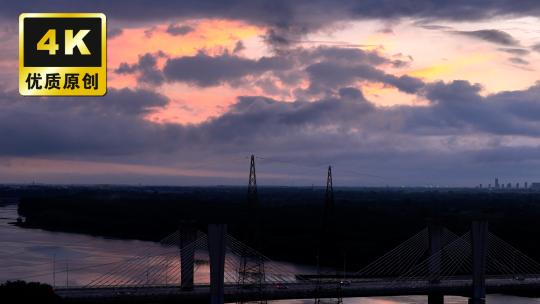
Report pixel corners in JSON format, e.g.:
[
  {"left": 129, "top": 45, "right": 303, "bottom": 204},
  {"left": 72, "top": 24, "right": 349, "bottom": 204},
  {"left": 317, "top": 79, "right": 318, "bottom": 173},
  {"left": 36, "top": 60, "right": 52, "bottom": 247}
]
[{"left": 19, "top": 13, "right": 106, "bottom": 96}]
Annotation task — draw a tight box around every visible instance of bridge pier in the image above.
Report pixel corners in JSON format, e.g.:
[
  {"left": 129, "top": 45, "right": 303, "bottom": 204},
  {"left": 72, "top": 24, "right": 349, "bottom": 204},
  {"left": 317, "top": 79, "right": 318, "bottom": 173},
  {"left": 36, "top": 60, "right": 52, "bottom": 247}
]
[
  {"left": 428, "top": 222, "right": 444, "bottom": 304},
  {"left": 469, "top": 220, "right": 488, "bottom": 304},
  {"left": 179, "top": 225, "right": 196, "bottom": 290},
  {"left": 429, "top": 293, "right": 444, "bottom": 304},
  {"left": 208, "top": 224, "right": 227, "bottom": 304}
]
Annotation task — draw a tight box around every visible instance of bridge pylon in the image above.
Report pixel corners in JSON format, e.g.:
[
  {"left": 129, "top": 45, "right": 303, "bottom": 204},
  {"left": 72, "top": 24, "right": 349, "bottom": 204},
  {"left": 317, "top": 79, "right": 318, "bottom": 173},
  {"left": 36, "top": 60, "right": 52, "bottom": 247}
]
[
  {"left": 179, "top": 223, "right": 196, "bottom": 290},
  {"left": 469, "top": 220, "right": 487, "bottom": 304},
  {"left": 428, "top": 221, "right": 444, "bottom": 304},
  {"left": 209, "top": 224, "right": 227, "bottom": 304}
]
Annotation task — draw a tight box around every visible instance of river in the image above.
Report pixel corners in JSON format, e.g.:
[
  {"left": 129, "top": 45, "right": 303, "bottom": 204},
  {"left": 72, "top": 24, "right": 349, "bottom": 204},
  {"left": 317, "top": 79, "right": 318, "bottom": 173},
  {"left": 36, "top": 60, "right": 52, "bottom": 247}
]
[{"left": 0, "top": 204, "right": 538, "bottom": 303}]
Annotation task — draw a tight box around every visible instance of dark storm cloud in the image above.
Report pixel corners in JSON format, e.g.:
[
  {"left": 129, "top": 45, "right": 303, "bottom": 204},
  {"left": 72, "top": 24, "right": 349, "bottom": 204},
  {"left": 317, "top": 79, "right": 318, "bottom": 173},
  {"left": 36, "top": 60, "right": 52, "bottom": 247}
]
[
  {"left": 115, "top": 52, "right": 166, "bottom": 85},
  {"left": 1, "top": 79, "right": 540, "bottom": 184},
  {"left": 5, "top": 1, "right": 540, "bottom": 23},
  {"left": 508, "top": 57, "right": 529, "bottom": 65},
  {"left": 498, "top": 48, "right": 530, "bottom": 56},
  {"left": 0, "top": 86, "right": 372, "bottom": 158},
  {"left": 162, "top": 52, "right": 291, "bottom": 87},
  {"left": 305, "top": 61, "right": 424, "bottom": 94},
  {"left": 5, "top": 79, "right": 540, "bottom": 157},
  {"left": 263, "top": 29, "right": 294, "bottom": 48},
  {"left": 115, "top": 63, "right": 137, "bottom": 74},
  {"left": 0, "top": 88, "right": 173, "bottom": 156},
  {"left": 452, "top": 29, "right": 520, "bottom": 46},
  {"left": 414, "top": 23, "right": 453, "bottom": 31},
  {"left": 198, "top": 80, "right": 536, "bottom": 142},
  {"left": 2, "top": 1, "right": 540, "bottom": 47},
  {"left": 487, "top": 83, "right": 540, "bottom": 122},
  {"left": 107, "top": 27, "right": 123, "bottom": 38},
  {"left": 166, "top": 24, "right": 194, "bottom": 36},
  {"left": 233, "top": 41, "right": 246, "bottom": 54},
  {"left": 189, "top": 89, "right": 377, "bottom": 148},
  {"left": 302, "top": 47, "right": 390, "bottom": 65},
  {"left": 196, "top": 81, "right": 540, "bottom": 146},
  {"left": 424, "top": 80, "right": 483, "bottom": 105},
  {"left": 122, "top": 46, "right": 416, "bottom": 95},
  {"left": 406, "top": 80, "right": 500, "bottom": 134},
  {"left": 410, "top": 80, "right": 540, "bottom": 136}
]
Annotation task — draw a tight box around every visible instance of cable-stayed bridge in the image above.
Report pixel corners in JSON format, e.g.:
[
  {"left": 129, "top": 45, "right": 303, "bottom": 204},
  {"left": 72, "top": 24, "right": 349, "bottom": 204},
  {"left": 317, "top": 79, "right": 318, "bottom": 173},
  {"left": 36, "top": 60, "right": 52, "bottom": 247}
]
[{"left": 37, "top": 222, "right": 540, "bottom": 304}]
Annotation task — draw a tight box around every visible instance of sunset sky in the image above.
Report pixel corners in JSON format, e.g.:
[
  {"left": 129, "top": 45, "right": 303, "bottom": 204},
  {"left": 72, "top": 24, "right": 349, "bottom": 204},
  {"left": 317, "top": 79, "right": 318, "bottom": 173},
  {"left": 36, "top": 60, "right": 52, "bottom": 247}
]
[{"left": 1, "top": 1, "right": 540, "bottom": 186}]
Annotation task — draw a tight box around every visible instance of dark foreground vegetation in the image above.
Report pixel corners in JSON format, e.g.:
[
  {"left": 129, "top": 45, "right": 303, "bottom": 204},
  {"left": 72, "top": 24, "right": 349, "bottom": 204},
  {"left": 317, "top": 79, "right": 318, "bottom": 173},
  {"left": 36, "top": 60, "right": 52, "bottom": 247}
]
[
  {"left": 0, "top": 280, "right": 59, "bottom": 303},
  {"left": 9, "top": 185, "right": 540, "bottom": 270}
]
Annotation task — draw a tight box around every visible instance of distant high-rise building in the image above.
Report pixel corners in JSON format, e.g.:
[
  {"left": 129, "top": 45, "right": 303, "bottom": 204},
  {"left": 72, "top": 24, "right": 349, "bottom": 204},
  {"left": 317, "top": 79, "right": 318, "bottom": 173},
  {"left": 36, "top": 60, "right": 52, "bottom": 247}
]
[
  {"left": 525, "top": 182, "right": 528, "bottom": 189},
  {"left": 479, "top": 184, "right": 483, "bottom": 189},
  {"left": 495, "top": 178, "right": 499, "bottom": 189},
  {"left": 507, "top": 182, "right": 511, "bottom": 189},
  {"left": 488, "top": 183, "right": 491, "bottom": 189},
  {"left": 516, "top": 183, "right": 520, "bottom": 189}
]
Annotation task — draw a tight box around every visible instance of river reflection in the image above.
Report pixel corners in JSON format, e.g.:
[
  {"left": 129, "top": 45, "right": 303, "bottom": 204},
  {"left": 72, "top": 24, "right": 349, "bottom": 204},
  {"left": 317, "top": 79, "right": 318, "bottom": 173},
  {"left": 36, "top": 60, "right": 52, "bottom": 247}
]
[{"left": 1, "top": 205, "right": 538, "bottom": 303}]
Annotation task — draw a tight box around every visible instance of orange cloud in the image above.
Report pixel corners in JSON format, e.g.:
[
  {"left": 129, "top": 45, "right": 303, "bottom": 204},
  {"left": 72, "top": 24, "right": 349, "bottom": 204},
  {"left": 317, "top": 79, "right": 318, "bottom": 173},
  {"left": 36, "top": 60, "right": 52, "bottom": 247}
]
[
  {"left": 408, "top": 53, "right": 495, "bottom": 81},
  {"left": 106, "top": 19, "right": 266, "bottom": 124},
  {"left": 408, "top": 51, "right": 536, "bottom": 94},
  {"left": 361, "top": 81, "right": 429, "bottom": 107},
  {"left": 146, "top": 83, "right": 258, "bottom": 124},
  {"left": 108, "top": 19, "right": 264, "bottom": 72}
]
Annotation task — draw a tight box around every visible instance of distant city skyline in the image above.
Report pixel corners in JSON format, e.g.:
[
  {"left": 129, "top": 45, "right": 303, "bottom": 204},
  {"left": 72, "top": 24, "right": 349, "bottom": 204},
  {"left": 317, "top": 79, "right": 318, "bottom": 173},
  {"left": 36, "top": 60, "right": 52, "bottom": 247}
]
[{"left": 0, "top": 1, "right": 540, "bottom": 186}]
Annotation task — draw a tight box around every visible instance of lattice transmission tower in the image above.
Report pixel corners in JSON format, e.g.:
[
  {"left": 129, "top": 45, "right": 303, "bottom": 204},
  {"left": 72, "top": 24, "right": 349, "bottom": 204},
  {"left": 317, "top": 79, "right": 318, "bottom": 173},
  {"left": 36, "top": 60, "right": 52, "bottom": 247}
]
[
  {"left": 237, "top": 154, "right": 266, "bottom": 303},
  {"left": 315, "top": 166, "right": 343, "bottom": 304}
]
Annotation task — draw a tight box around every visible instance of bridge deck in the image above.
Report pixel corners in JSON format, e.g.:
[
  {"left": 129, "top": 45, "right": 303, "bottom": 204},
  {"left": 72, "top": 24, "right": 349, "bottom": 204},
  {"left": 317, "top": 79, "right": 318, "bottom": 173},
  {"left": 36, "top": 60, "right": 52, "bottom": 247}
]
[{"left": 56, "top": 277, "right": 540, "bottom": 303}]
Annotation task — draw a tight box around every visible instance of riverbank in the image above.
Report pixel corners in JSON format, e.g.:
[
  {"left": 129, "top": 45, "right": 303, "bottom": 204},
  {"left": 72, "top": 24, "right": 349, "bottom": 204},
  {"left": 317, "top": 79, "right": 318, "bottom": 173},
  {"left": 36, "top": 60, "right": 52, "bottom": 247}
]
[{"left": 13, "top": 185, "right": 540, "bottom": 270}]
